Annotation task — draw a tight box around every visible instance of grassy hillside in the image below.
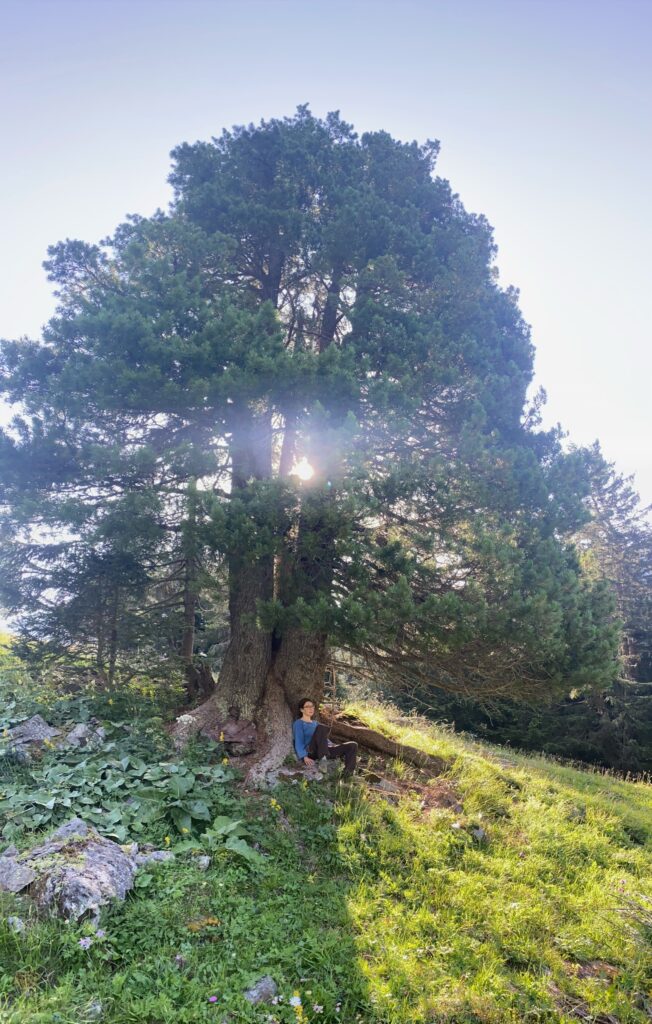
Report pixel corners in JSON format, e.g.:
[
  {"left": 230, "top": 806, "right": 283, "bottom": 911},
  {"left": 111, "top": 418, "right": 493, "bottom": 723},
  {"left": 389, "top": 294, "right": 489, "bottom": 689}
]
[{"left": 1, "top": 692, "right": 651, "bottom": 1024}]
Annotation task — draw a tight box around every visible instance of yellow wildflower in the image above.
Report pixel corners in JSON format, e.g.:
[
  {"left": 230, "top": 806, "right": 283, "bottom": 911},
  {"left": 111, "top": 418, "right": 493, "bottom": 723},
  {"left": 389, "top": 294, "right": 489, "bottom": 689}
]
[
  {"left": 181, "top": 827, "right": 190, "bottom": 834},
  {"left": 222, "top": 757, "right": 229, "bottom": 765},
  {"left": 187, "top": 916, "right": 221, "bottom": 932},
  {"left": 164, "top": 836, "right": 170, "bottom": 845}
]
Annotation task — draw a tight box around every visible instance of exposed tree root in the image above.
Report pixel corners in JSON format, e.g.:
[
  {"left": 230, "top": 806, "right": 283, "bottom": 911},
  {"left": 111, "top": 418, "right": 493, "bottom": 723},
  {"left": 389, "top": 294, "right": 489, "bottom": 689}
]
[
  {"left": 170, "top": 673, "right": 294, "bottom": 788},
  {"left": 172, "top": 695, "right": 447, "bottom": 788},
  {"left": 244, "top": 673, "right": 294, "bottom": 788},
  {"left": 170, "top": 696, "right": 223, "bottom": 750},
  {"left": 320, "top": 707, "right": 448, "bottom": 775}
]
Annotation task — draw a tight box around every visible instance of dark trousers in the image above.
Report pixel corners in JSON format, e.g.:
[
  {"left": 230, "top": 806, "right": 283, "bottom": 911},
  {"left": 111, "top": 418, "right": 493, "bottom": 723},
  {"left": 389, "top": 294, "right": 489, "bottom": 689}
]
[{"left": 307, "top": 723, "right": 357, "bottom": 775}]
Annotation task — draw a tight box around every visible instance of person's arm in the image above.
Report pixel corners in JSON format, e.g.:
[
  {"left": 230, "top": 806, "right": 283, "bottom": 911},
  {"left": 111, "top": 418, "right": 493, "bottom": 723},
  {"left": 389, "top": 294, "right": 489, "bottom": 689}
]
[
  {"left": 293, "top": 720, "right": 307, "bottom": 760},
  {"left": 292, "top": 721, "right": 314, "bottom": 765}
]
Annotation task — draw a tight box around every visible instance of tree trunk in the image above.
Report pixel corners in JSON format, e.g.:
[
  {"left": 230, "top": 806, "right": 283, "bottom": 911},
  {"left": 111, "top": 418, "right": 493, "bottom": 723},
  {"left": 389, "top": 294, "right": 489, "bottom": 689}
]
[
  {"left": 107, "top": 586, "right": 120, "bottom": 687},
  {"left": 273, "top": 627, "right": 328, "bottom": 713},
  {"left": 180, "top": 480, "right": 203, "bottom": 702},
  {"left": 217, "top": 558, "right": 273, "bottom": 717},
  {"left": 172, "top": 407, "right": 275, "bottom": 745},
  {"left": 171, "top": 406, "right": 338, "bottom": 779},
  {"left": 95, "top": 579, "right": 106, "bottom": 681}
]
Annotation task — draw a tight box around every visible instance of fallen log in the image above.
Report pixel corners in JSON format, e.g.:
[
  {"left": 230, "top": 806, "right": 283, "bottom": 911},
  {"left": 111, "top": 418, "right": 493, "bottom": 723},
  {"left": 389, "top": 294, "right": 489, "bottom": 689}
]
[{"left": 319, "top": 708, "right": 448, "bottom": 775}]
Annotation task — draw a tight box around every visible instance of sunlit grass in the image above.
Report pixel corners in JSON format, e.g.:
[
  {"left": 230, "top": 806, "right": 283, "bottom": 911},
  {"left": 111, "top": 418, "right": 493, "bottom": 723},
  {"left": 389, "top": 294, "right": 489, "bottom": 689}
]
[{"left": 1, "top": 694, "right": 650, "bottom": 1022}]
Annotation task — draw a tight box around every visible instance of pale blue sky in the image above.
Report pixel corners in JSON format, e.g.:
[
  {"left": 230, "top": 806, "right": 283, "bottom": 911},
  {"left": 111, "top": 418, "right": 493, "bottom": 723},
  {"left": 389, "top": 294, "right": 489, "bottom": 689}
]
[{"left": 1, "top": 0, "right": 651, "bottom": 504}]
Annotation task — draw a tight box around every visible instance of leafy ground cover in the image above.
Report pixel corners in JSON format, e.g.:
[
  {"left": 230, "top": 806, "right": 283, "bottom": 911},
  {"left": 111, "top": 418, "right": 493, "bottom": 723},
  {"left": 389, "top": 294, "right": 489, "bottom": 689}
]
[{"left": 1, "top": 671, "right": 651, "bottom": 1023}]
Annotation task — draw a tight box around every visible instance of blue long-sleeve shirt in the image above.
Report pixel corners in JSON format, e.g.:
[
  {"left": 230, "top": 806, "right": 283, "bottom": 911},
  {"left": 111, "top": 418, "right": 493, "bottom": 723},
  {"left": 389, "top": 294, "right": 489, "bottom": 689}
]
[{"left": 293, "top": 718, "right": 318, "bottom": 760}]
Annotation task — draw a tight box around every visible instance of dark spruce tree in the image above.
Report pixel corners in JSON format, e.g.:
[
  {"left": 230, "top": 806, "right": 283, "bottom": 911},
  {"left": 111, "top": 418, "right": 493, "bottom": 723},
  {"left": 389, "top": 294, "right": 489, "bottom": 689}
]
[{"left": 0, "top": 108, "right": 618, "bottom": 778}]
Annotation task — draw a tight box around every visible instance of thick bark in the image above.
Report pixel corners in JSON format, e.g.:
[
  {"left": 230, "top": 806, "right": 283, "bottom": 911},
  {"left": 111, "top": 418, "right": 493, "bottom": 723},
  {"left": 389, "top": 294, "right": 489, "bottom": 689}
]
[
  {"left": 180, "top": 481, "right": 206, "bottom": 702},
  {"left": 216, "top": 559, "right": 273, "bottom": 718},
  {"left": 172, "top": 408, "right": 274, "bottom": 745},
  {"left": 245, "top": 668, "right": 295, "bottom": 787},
  {"left": 318, "top": 265, "right": 343, "bottom": 354},
  {"left": 217, "top": 407, "right": 274, "bottom": 715},
  {"left": 273, "top": 627, "right": 328, "bottom": 715}
]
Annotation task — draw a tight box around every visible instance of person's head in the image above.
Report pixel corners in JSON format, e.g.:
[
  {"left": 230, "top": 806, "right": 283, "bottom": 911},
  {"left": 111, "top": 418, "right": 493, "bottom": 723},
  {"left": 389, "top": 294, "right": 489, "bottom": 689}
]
[{"left": 298, "top": 697, "right": 316, "bottom": 719}]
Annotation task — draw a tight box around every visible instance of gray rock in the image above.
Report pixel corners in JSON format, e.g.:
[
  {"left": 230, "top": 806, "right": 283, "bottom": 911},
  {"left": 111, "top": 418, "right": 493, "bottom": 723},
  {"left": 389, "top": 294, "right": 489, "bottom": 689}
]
[
  {"left": 1, "top": 844, "right": 19, "bottom": 858},
  {"left": 133, "top": 850, "right": 175, "bottom": 866},
  {"left": 4, "top": 746, "right": 31, "bottom": 765},
  {"left": 472, "top": 827, "right": 487, "bottom": 841},
  {"left": 194, "top": 855, "right": 211, "bottom": 871},
  {"left": 7, "top": 915, "right": 26, "bottom": 932},
  {"left": 0, "top": 858, "right": 37, "bottom": 892},
  {"left": 5, "top": 714, "right": 61, "bottom": 761},
  {"left": 376, "top": 777, "right": 401, "bottom": 793},
  {"left": 244, "top": 974, "right": 278, "bottom": 1005},
  {"left": 41, "top": 818, "right": 90, "bottom": 845},
  {"left": 7, "top": 714, "right": 61, "bottom": 745},
  {"left": 266, "top": 765, "right": 321, "bottom": 787},
  {"left": 62, "top": 721, "right": 106, "bottom": 750},
  {"left": 14, "top": 818, "right": 137, "bottom": 920}
]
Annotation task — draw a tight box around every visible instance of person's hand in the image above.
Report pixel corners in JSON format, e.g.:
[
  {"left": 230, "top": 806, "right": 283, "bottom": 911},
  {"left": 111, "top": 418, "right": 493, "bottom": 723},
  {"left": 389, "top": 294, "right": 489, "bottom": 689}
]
[{"left": 303, "top": 756, "right": 314, "bottom": 766}]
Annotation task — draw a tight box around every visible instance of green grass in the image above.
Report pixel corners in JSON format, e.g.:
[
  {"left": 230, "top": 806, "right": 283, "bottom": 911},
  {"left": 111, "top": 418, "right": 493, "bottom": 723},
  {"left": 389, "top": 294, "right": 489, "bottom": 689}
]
[{"left": 1, "top": 698, "right": 651, "bottom": 1023}]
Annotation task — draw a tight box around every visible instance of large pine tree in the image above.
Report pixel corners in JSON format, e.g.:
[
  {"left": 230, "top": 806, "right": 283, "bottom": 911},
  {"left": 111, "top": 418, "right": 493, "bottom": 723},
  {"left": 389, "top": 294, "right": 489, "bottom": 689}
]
[{"left": 0, "top": 108, "right": 617, "bottom": 776}]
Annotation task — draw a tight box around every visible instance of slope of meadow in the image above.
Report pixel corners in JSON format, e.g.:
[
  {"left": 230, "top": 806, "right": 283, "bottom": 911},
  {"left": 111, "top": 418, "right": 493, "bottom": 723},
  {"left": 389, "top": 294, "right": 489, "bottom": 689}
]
[{"left": 0, "top": 674, "right": 651, "bottom": 1024}]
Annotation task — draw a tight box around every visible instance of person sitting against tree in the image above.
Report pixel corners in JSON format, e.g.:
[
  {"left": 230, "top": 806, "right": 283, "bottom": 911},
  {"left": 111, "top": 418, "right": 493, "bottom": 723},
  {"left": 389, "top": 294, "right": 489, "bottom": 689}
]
[{"left": 293, "top": 698, "right": 358, "bottom": 776}]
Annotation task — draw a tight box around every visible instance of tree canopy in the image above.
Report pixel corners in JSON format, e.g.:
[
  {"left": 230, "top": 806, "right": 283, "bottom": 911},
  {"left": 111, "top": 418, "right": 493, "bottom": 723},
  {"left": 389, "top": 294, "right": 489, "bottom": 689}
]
[{"left": 0, "top": 107, "right": 619, "bottom": 753}]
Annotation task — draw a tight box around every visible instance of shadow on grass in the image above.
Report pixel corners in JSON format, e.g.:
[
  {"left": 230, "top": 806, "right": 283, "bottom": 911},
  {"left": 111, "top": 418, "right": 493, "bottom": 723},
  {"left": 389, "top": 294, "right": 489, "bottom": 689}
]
[{"left": 0, "top": 776, "right": 371, "bottom": 1024}]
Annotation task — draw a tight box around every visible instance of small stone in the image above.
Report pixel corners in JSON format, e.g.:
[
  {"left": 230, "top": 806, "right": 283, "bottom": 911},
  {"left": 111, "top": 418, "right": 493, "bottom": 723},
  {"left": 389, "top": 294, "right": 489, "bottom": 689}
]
[
  {"left": 0, "top": 858, "right": 37, "bottom": 893},
  {"left": 134, "top": 850, "right": 175, "bottom": 866},
  {"left": 62, "top": 722, "right": 106, "bottom": 750},
  {"left": 376, "top": 778, "right": 401, "bottom": 793},
  {"left": 1, "top": 844, "right": 19, "bottom": 858},
  {"left": 472, "top": 827, "right": 487, "bottom": 841},
  {"left": 7, "top": 916, "right": 26, "bottom": 932},
  {"left": 194, "top": 855, "right": 211, "bottom": 871},
  {"left": 244, "top": 975, "right": 278, "bottom": 1005}
]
